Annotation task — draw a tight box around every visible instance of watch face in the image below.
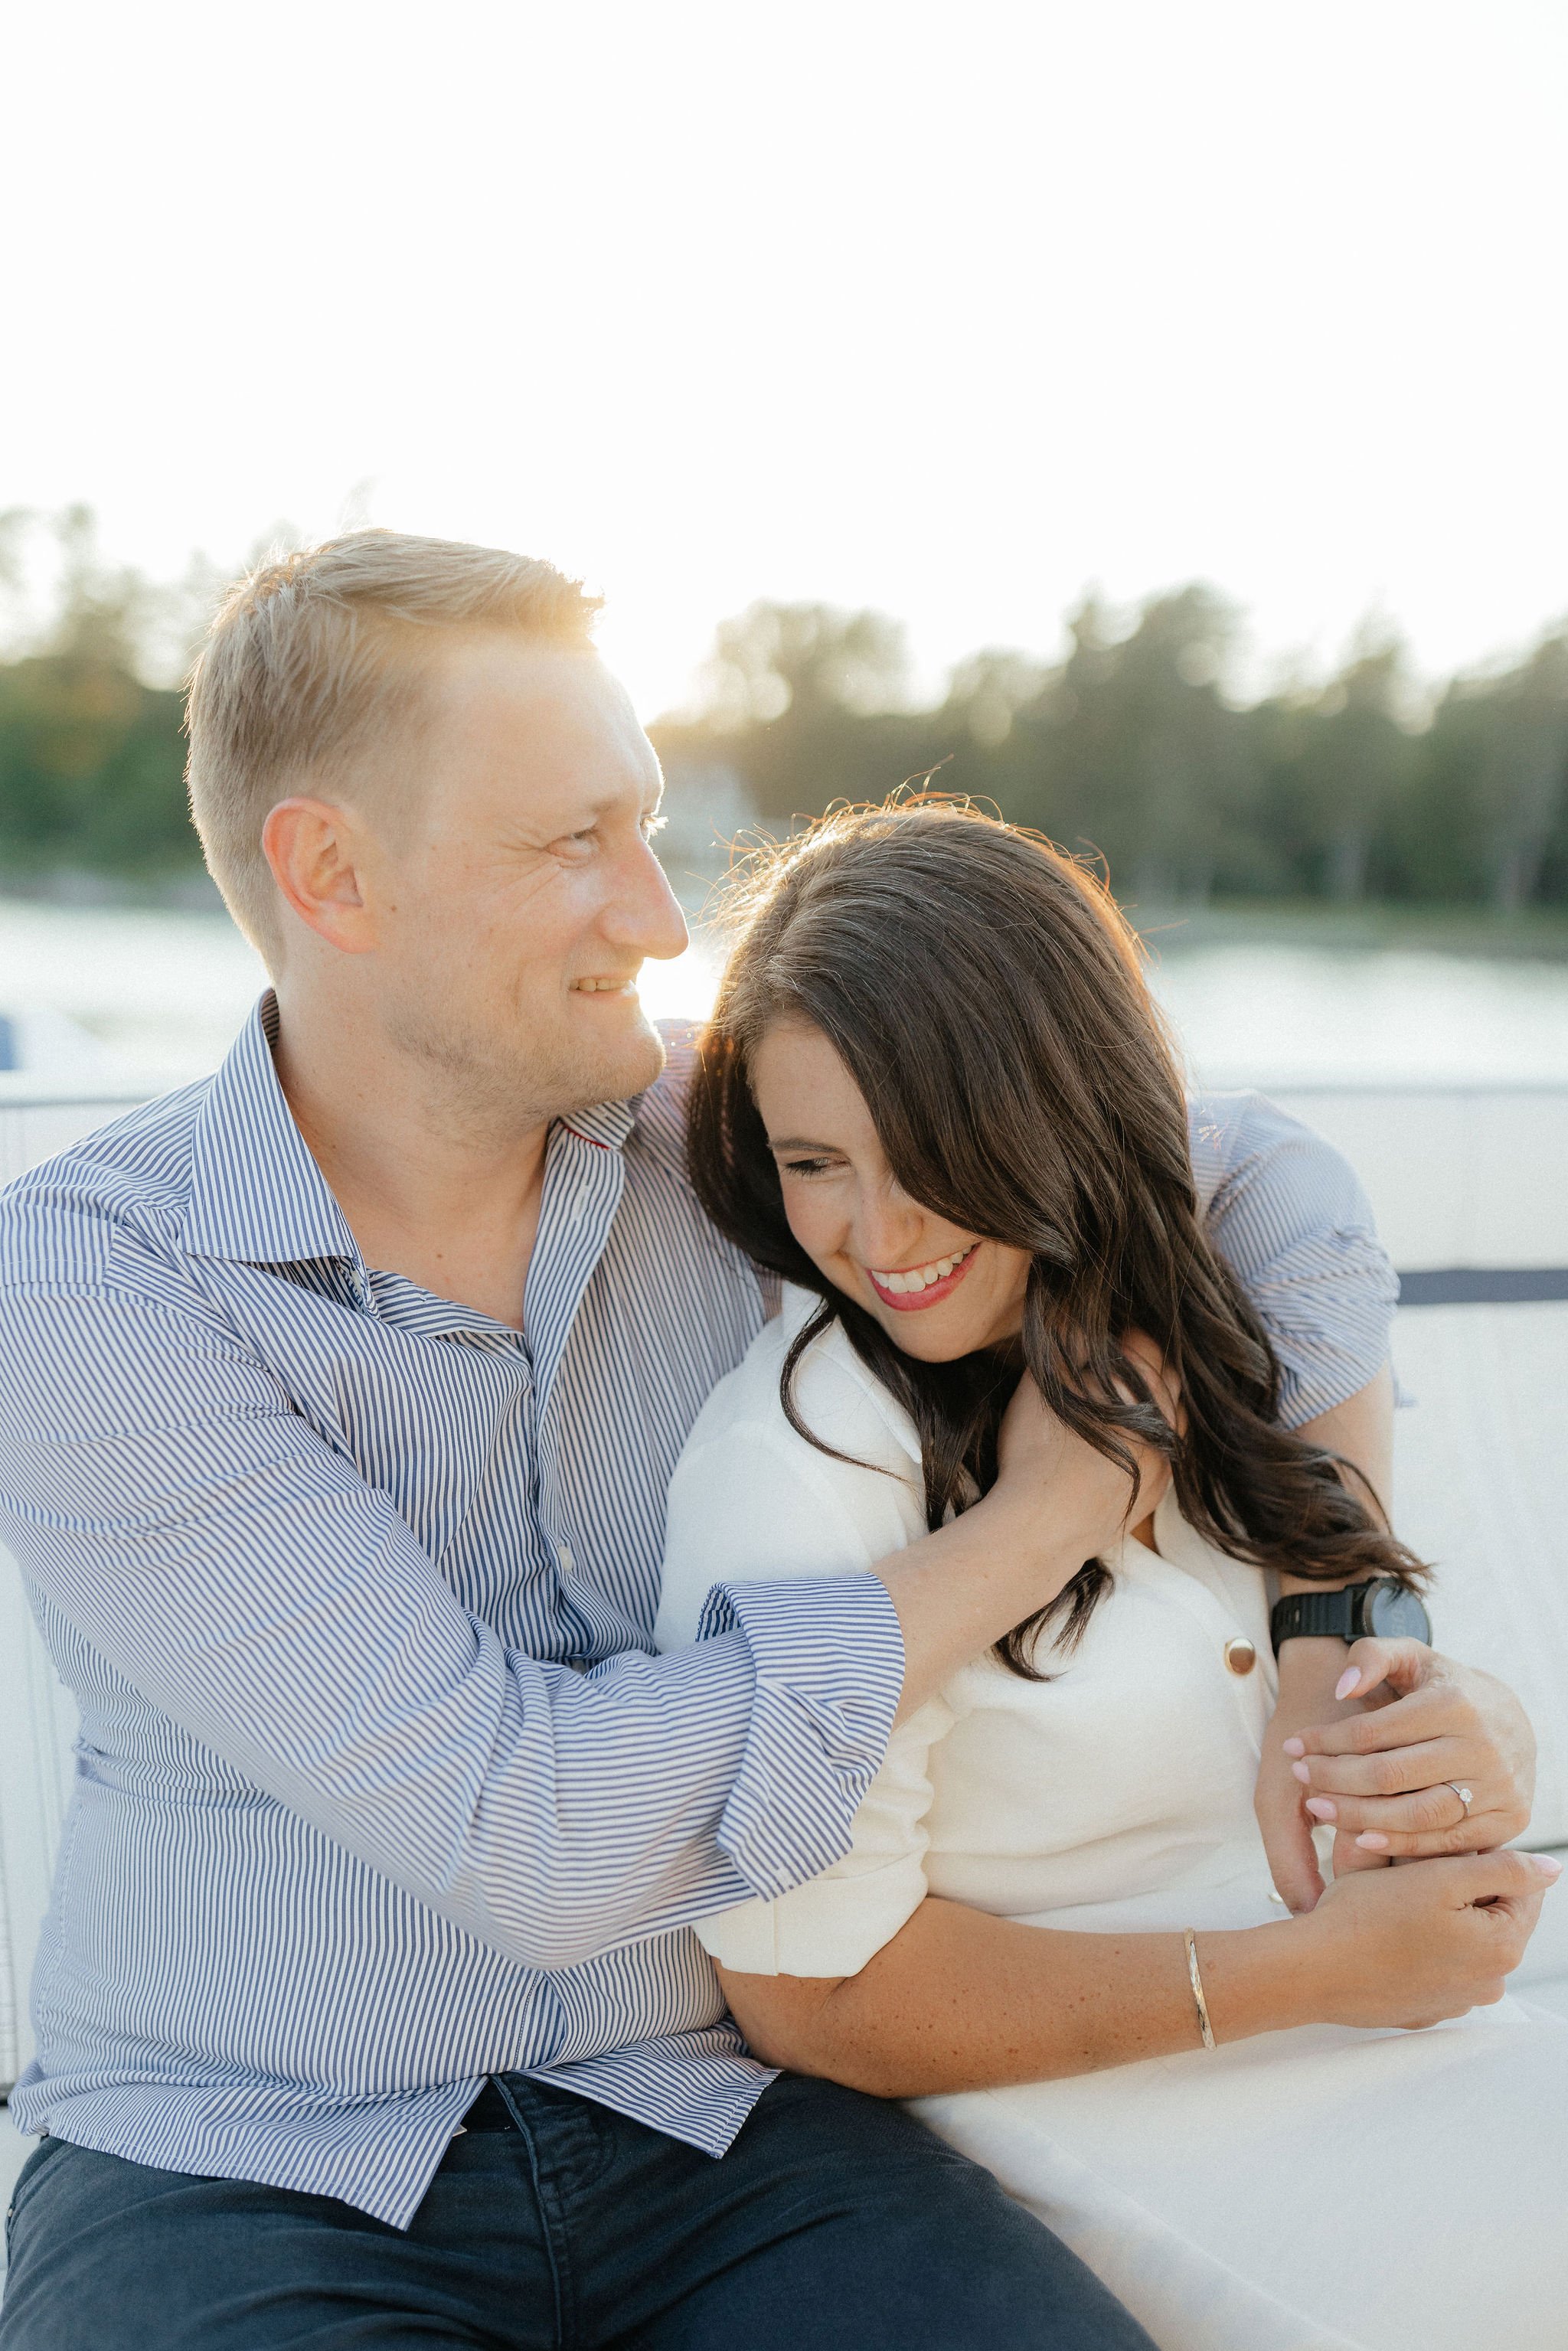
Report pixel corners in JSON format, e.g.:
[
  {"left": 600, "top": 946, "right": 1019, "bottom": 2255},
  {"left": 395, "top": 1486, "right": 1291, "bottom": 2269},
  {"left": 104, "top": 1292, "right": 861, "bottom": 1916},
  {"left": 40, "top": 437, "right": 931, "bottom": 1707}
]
[{"left": 1365, "top": 1582, "right": 1432, "bottom": 1644}]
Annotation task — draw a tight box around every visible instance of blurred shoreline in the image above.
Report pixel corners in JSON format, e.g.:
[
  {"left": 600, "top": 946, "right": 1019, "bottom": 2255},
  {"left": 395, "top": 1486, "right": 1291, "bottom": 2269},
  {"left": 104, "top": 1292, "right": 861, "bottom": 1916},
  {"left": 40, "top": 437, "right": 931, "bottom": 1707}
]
[
  {"left": 0, "top": 890, "right": 1563, "bottom": 1101},
  {"left": 11, "top": 864, "right": 1568, "bottom": 965},
  {"left": 1130, "top": 898, "right": 1568, "bottom": 965}
]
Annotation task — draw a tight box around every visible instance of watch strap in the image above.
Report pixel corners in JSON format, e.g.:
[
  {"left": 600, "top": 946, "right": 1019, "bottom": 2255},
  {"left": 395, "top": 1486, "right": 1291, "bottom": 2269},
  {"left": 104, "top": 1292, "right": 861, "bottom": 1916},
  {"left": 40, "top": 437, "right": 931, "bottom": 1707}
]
[{"left": 1269, "top": 1585, "right": 1358, "bottom": 1653}]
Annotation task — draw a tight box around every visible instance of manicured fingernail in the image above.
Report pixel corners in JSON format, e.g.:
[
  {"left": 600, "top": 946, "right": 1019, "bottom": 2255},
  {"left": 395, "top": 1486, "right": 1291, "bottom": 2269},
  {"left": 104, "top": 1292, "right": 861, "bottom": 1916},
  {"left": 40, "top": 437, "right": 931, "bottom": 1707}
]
[
  {"left": 1356, "top": 1832, "right": 1390, "bottom": 1851},
  {"left": 1531, "top": 1854, "right": 1563, "bottom": 1877},
  {"left": 1290, "top": 1760, "right": 1312, "bottom": 1784},
  {"left": 1282, "top": 1737, "right": 1305, "bottom": 1758},
  {"left": 1305, "top": 1798, "right": 1338, "bottom": 1822},
  {"left": 1334, "top": 1667, "right": 1361, "bottom": 1702}
]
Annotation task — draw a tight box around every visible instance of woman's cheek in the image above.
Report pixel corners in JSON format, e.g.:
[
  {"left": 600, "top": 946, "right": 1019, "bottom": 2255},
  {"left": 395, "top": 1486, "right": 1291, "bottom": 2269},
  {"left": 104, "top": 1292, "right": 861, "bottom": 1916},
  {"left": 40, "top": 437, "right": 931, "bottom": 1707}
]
[
  {"left": 781, "top": 1188, "right": 828, "bottom": 1262},
  {"left": 791, "top": 1202, "right": 849, "bottom": 1285}
]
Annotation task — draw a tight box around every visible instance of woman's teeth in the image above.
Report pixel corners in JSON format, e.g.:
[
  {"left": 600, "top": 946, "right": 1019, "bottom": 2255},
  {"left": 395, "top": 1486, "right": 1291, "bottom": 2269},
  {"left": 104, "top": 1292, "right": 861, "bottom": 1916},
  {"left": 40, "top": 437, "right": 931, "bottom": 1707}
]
[{"left": 871, "top": 1246, "right": 975, "bottom": 1295}]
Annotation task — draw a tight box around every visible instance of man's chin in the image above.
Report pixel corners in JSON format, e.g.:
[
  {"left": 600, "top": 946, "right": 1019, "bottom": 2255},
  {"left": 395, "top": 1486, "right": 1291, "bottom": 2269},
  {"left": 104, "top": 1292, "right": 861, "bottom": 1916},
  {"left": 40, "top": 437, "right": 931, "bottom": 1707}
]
[
  {"left": 618, "top": 1017, "right": 668, "bottom": 1101},
  {"left": 573, "top": 1006, "right": 667, "bottom": 1109}
]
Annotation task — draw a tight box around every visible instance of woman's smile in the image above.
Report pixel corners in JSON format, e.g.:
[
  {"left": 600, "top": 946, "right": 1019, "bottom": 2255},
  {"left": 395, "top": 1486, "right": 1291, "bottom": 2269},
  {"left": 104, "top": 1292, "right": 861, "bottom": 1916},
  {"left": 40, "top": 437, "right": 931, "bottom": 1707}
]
[
  {"left": 747, "top": 1020, "right": 1031, "bottom": 1359},
  {"left": 865, "top": 1241, "right": 981, "bottom": 1310}
]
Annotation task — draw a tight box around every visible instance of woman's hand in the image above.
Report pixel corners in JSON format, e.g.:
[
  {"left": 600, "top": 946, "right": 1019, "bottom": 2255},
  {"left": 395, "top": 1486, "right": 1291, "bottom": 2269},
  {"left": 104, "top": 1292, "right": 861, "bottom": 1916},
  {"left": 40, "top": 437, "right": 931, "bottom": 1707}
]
[
  {"left": 1283, "top": 1847, "right": 1560, "bottom": 2030},
  {"left": 1281, "top": 1638, "right": 1536, "bottom": 1861},
  {"left": 716, "top": 1852, "right": 1563, "bottom": 2103}
]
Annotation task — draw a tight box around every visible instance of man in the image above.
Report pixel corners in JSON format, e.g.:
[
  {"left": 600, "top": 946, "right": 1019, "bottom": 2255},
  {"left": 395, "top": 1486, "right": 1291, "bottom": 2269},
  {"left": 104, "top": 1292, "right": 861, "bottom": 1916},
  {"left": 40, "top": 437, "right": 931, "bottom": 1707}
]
[{"left": 0, "top": 534, "right": 1534, "bottom": 2349}]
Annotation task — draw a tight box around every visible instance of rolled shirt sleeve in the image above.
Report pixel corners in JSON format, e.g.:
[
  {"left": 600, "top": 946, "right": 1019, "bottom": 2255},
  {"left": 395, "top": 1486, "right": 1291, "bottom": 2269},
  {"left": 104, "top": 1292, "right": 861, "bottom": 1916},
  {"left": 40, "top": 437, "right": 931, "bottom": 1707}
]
[
  {"left": 1189, "top": 1091, "right": 1397, "bottom": 1429},
  {"left": 694, "top": 1578, "right": 908, "bottom": 1902},
  {"left": 694, "top": 1693, "right": 949, "bottom": 1977},
  {"left": 659, "top": 1386, "right": 935, "bottom": 1970}
]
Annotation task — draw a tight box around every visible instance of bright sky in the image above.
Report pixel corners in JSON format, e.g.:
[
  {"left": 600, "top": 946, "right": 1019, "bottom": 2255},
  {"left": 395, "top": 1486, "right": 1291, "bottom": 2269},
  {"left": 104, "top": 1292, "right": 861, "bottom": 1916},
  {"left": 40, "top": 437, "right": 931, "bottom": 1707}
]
[{"left": 4, "top": 0, "right": 1565, "bottom": 713}]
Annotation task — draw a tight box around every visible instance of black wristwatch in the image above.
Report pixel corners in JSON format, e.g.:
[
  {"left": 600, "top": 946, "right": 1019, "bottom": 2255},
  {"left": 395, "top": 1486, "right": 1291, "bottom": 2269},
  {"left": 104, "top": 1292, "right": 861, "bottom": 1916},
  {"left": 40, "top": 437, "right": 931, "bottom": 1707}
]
[{"left": 1269, "top": 1578, "right": 1432, "bottom": 1656}]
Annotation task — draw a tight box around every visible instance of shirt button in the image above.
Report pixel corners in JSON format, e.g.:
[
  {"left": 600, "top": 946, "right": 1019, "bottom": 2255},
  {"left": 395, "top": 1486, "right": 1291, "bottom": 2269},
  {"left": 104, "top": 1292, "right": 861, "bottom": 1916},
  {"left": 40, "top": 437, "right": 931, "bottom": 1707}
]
[
  {"left": 556, "top": 1540, "right": 574, "bottom": 1572},
  {"left": 1224, "top": 1637, "right": 1257, "bottom": 1676}
]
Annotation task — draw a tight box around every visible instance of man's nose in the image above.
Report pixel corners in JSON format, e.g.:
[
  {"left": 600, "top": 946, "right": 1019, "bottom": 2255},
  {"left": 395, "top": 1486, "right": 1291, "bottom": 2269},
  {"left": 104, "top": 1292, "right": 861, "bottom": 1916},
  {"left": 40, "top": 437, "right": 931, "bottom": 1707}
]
[{"left": 606, "top": 837, "right": 690, "bottom": 963}]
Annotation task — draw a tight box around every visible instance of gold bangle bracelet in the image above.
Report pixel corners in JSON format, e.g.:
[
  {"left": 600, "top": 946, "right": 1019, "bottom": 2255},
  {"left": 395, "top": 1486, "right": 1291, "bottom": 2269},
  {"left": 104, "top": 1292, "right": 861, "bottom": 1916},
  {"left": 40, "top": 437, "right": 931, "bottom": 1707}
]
[{"left": 1184, "top": 1928, "right": 1216, "bottom": 2051}]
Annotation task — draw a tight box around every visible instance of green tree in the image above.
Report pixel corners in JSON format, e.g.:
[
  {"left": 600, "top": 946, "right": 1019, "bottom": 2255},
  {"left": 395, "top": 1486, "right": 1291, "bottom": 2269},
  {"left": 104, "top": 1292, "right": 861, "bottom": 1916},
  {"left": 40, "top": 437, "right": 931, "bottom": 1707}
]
[
  {"left": 0, "top": 508, "right": 197, "bottom": 881},
  {"left": 1474, "top": 632, "right": 1568, "bottom": 910},
  {"left": 1286, "top": 635, "right": 1413, "bottom": 903},
  {"left": 655, "top": 601, "right": 939, "bottom": 824}
]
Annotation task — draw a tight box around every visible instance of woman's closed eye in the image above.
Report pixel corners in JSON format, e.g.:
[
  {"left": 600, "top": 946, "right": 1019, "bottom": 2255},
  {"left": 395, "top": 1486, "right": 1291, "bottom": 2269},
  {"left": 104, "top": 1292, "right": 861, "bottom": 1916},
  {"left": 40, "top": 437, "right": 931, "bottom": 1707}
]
[{"left": 777, "top": 1154, "right": 841, "bottom": 1180}]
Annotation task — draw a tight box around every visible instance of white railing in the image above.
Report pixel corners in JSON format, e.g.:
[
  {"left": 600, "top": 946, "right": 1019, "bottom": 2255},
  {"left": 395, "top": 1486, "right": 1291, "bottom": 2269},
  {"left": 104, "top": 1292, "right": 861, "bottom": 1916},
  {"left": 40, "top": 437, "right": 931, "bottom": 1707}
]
[
  {"left": 0, "top": 1079, "right": 153, "bottom": 1192},
  {"left": 1266, "top": 1084, "right": 1568, "bottom": 1278},
  {"left": 2, "top": 1079, "right": 1566, "bottom": 1275}
]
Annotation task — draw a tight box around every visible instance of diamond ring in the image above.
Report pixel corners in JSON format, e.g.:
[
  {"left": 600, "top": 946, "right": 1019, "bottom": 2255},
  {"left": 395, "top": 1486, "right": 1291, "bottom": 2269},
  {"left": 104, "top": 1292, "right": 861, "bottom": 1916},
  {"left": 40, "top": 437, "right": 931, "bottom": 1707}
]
[{"left": 1446, "top": 1781, "right": 1474, "bottom": 1816}]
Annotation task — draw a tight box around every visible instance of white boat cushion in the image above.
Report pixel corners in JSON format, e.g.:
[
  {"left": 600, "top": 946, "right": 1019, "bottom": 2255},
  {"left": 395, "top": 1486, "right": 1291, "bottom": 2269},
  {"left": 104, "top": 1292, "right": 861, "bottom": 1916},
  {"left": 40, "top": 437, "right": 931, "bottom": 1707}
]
[{"left": 1391, "top": 1301, "right": 1568, "bottom": 1850}]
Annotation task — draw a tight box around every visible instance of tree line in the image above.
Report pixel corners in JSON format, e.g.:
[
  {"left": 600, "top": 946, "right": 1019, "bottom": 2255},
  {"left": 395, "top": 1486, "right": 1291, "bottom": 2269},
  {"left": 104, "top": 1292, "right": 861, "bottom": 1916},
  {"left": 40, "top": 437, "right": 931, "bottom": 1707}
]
[
  {"left": 652, "top": 590, "right": 1568, "bottom": 912},
  {"left": 2, "top": 511, "right": 1566, "bottom": 909}
]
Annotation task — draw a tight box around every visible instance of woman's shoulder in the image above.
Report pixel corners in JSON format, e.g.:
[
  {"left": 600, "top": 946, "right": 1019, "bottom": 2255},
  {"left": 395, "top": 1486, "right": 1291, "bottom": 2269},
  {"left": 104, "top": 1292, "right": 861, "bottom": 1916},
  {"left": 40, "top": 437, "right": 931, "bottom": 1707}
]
[
  {"left": 680, "top": 1283, "right": 923, "bottom": 1479},
  {"left": 655, "top": 1288, "right": 927, "bottom": 1649}
]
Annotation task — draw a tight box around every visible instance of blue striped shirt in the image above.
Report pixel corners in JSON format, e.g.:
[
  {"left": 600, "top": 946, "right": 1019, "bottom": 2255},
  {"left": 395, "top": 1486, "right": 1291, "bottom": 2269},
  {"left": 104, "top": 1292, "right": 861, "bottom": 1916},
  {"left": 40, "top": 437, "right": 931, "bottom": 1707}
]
[{"left": 0, "top": 998, "right": 1394, "bottom": 2227}]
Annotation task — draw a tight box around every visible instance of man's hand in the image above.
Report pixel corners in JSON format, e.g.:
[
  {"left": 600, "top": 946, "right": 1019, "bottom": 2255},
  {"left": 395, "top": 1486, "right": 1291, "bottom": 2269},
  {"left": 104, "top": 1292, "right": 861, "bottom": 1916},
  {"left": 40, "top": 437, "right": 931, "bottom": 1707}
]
[
  {"left": 1256, "top": 1638, "right": 1367, "bottom": 1911},
  {"left": 885, "top": 1362, "right": 1174, "bottom": 1719},
  {"left": 1282, "top": 1638, "right": 1536, "bottom": 1860},
  {"left": 993, "top": 1339, "right": 1175, "bottom": 1559}
]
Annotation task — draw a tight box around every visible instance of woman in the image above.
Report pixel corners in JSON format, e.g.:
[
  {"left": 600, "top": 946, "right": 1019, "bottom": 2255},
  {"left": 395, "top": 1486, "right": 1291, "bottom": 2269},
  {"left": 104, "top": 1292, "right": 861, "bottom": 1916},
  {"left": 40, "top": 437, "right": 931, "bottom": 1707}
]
[{"left": 655, "top": 801, "right": 1568, "bottom": 2351}]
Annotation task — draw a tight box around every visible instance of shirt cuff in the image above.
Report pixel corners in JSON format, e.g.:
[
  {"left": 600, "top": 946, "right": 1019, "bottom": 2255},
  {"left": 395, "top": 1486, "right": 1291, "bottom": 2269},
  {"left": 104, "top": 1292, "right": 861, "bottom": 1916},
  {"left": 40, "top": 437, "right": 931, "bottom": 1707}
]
[
  {"left": 694, "top": 1573, "right": 905, "bottom": 1901},
  {"left": 694, "top": 1854, "right": 928, "bottom": 1977}
]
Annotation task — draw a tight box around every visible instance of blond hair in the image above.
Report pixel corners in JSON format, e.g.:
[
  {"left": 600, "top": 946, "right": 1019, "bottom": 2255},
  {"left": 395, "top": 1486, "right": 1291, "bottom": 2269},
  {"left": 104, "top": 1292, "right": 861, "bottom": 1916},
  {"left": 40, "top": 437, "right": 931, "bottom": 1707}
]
[{"left": 186, "top": 529, "right": 600, "bottom": 951}]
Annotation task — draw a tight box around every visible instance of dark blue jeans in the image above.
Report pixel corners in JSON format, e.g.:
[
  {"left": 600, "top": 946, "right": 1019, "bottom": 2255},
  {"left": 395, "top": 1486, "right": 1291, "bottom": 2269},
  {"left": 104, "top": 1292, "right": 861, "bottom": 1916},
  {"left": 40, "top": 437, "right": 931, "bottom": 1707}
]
[{"left": 2, "top": 2072, "right": 1153, "bottom": 2349}]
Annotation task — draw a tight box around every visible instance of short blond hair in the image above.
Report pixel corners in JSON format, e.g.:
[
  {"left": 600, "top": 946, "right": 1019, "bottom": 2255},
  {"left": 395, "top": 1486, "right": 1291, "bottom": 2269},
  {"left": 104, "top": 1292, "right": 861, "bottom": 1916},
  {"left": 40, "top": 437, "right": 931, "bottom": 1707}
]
[{"left": 186, "top": 529, "right": 600, "bottom": 951}]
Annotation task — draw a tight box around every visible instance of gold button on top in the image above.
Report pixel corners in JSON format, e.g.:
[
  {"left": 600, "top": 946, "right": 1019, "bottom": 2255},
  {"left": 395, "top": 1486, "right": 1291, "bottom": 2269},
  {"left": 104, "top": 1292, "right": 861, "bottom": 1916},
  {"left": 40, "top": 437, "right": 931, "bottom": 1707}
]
[{"left": 1224, "top": 1637, "right": 1257, "bottom": 1676}]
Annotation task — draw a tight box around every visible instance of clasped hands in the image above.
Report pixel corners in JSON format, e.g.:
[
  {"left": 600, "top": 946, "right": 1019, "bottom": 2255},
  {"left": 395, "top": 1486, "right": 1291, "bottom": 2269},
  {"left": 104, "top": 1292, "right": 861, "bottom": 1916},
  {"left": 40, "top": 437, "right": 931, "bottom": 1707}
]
[
  {"left": 1257, "top": 1635, "right": 1537, "bottom": 1912},
  {"left": 995, "top": 1338, "right": 1540, "bottom": 1920},
  {"left": 1102, "top": 1331, "right": 1539, "bottom": 1910}
]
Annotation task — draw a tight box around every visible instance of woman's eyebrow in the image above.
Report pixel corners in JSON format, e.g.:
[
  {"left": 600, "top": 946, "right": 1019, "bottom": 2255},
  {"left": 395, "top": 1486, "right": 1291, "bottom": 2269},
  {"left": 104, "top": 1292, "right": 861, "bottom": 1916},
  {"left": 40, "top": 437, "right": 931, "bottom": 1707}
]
[{"left": 766, "top": 1135, "right": 838, "bottom": 1154}]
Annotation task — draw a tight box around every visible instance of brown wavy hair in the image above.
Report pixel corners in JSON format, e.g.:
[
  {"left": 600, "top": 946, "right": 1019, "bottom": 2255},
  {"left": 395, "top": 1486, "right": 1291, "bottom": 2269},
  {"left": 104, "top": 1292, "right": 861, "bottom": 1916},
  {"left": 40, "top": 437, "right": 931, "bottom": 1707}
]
[{"left": 687, "top": 798, "right": 1425, "bottom": 1678}]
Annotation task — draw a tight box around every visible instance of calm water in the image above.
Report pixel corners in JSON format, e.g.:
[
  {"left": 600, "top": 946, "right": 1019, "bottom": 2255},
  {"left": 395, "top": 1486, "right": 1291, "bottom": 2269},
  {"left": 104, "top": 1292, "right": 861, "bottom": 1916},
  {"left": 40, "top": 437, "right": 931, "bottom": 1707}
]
[{"left": 3, "top": 897, "right": 1566, "bottom": 1096}]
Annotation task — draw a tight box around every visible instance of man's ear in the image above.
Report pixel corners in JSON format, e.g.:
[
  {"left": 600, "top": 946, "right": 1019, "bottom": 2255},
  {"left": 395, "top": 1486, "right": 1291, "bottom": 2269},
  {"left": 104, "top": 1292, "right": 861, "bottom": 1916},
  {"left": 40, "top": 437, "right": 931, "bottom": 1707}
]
[{"left": 262, "top": 798, "right": 380, "bottom": 955}]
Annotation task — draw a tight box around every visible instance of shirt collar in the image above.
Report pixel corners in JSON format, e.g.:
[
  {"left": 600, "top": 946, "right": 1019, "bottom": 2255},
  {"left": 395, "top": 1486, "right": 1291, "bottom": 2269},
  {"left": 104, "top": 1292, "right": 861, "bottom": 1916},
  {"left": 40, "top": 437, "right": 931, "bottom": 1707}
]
[
  {"left": 178, "top": 992, "right": 639, "bottom": 1269},
  {"left": 555, "top": 1096, "right": 637, "bottom": 1154},
  {"left": 179, "top": 995, "right": 359, "bottom": 1266}
]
